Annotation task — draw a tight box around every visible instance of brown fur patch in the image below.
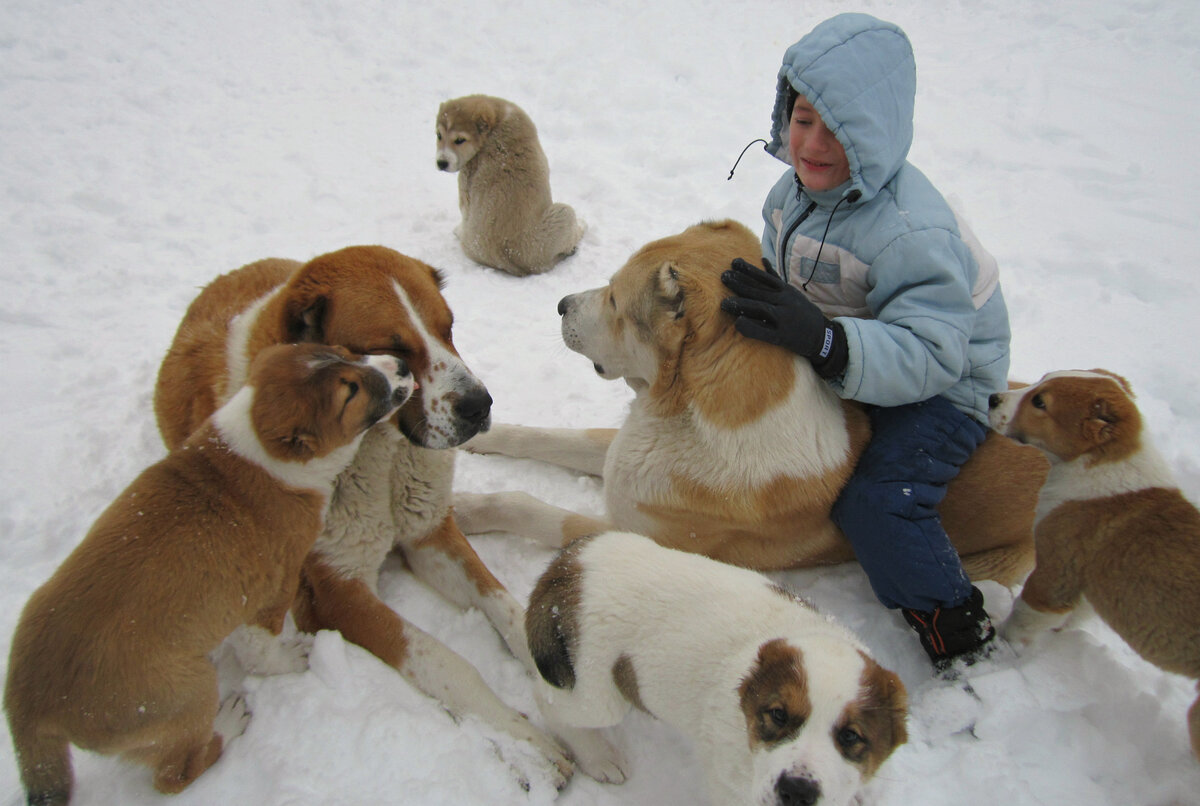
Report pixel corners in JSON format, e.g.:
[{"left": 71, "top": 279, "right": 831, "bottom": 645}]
[
  {"left": 526, "top": 536, "right": 594, "bottom": 689},
  {"left": 612, "top": 655, "right": 649, "bottom": 713},
  {"left": 834, "top": 653, "right": 908, "bottom": 778},
  {"left": 739, "top": 639, "right": 811, "bottom": 748},
  {"left": 1024, "top": 488, "right": 1200, "bottom": 679}
]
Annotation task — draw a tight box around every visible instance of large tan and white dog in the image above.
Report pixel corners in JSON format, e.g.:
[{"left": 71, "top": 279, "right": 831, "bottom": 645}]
[
  {"left": 458, "top": 219, "right": 1047, "bottom": 585},
  {"left": 154, "top": 245, "right": 622, "bottom": 787},
  {"left": 5, "top": 343, "right": 411, "bottom": 805},
  {"left": 436, "top": 94, "right": 584, "bottom": 276},
  {"left": 988, "top": 369, "right": 1200, "bottom": 761},
  {"left": 527, "top": 531, "right": 908, "bottom": 806}
]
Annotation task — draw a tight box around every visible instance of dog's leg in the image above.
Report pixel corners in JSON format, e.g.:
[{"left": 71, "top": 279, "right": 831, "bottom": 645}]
[
  {"left": 1001, "top": 530, "right": 1082, "bottom": 646},
  {"left": 454, "top": 491, "right": 610, "bottom": 546},
  {"left": 293, "top": 554, "right": 575, "bottom": 789},
  {"left": 463, "top": 424, "right": 615, "bottom": 476},
  {"left": 227, "top": 574, "right": 314, "bottom": 674},
  {"left": 121, "top": 671, "right": 235, "bottom": 795},
  {"left": 399, "top": 515, "right": 628, "bottom": 783}
]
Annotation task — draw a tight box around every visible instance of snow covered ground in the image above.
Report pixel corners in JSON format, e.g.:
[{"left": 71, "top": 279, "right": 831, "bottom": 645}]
[{"left": 3, "top": 1, "right": 1200, "bottom": 804}]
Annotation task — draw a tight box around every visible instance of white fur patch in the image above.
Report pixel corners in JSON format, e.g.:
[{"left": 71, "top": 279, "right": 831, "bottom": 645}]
[{"left": 223, "top": 288, "right": 279, "bottom": 403}]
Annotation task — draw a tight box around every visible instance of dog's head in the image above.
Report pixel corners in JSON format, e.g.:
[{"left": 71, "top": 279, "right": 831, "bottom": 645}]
[
  {"left": 739, "top": 635, "right": 907, "bottom": 806},
  {"left": 436, "top": 95, "right": 506, "bottom": 172},
  {"left": 278, "top": 245, "right": 491, "bottom": 449},
  {"left": 245, "top": 343, "right": 414, "bottom": 463},
  {"left": 987, "top": 369, "right": 1140, "bottom": 464},
  {"left": 558, "top": 219, "right": 800, "bottom": 426}
]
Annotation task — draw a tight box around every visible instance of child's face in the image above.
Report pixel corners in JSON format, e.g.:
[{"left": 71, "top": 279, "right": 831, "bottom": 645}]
[{"left": 788, "top": 97, "right": 851, "bottom": 192}]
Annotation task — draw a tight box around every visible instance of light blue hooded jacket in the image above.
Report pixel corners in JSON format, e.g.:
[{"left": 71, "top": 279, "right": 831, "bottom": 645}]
[{"left": 761, "top": 13, "right": 1009, "bottom": 423}]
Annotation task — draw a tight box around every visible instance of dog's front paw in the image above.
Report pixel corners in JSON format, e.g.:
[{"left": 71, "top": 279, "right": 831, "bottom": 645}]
[
  {"left": 1000, "top": 598, "right": 1062, "bottom": 648},
  {"left": 556, "top": 724, "right": 628, "bottom": 784},
  {"left": 228, "top": 625, "right": 313, "bottom": 675}
]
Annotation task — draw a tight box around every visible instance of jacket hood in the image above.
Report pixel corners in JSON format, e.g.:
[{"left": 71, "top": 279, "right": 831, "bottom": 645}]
[{"left": 766, "top": 14, "right": 916, "bottom": 204}]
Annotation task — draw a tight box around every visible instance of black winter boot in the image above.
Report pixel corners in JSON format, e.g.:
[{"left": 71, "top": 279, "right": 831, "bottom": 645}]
[{"left": 902, "top": 586, "right": 997, "bottom": 676}]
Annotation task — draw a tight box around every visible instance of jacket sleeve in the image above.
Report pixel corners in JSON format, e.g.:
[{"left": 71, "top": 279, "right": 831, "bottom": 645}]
[{"left": 829, "top": 227, "right": 977, "bottom": 406}]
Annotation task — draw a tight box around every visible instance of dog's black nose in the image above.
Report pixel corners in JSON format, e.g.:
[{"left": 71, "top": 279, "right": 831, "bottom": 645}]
[
  {"left": 454, "top": 386, "right": 493, "bottom": 426},
  {"left": 557, "top": 296, "right": 570, "bottom": 316},
  {"left": 988, "top": 393, "right": 1002, "bottom": 409},
  {"left": 776, "top": 774, "right": 820, "bottom": 806},
  {"left": 436, "top": 159, "right": 449, "bottom": 170}
]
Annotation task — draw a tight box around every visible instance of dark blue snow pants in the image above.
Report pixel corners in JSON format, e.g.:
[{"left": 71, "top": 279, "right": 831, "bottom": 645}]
[{"left": 830, "top": 395, "right": 986, "bottom": 612}]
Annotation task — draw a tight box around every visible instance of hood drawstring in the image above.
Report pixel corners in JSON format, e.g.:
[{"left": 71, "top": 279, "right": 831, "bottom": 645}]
[
  {"left": 802, "top": 189, "right": 862, "bottom": 290},
  {"left": 727, "top": 139, "right": 768, "bottom": 180}
]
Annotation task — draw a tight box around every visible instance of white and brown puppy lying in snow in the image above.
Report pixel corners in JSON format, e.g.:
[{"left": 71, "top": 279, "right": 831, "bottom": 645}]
[
  {"left": 4, "top": 343, "right": 412, "bottom": 805},
  {"left": 988, "top": 369, "right": 1200, "bottom": 762},
  {"left": 527, "top": 531, "right": 908, "bottom": 806}
]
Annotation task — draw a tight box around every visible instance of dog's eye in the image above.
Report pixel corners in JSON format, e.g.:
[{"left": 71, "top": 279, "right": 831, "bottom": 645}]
[
  {"left": 767, "top": 707, "right": 788, "bottom": 728},
  {"left": 1032, "top": 394, "right": 1046, "bottom": 409},
  {"left": 837, "top": 727, "right": 865, "bottom": 751},
  {"left": 454, "top": 137, "right": 466, "bottom": 145},
  {"left": 342, "top": 380, "right": 359, "bottom": 400}
]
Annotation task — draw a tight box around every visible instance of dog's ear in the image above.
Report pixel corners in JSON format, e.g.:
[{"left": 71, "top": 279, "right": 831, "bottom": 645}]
[
  {"left": 656, "top": 262, "right": 686, "bottom": 321},
  {"left": 283, "top": 295, "right": 328, "bottom": 344},
  {"left": 1082, "top": 395, "right": 1120, "bottom": 446},
  {"left": 281, "top": 428, "right": 318, "bottom": 461},
  {"left": 1087, "top": 368, "right": 1135, "bottom": 397}
]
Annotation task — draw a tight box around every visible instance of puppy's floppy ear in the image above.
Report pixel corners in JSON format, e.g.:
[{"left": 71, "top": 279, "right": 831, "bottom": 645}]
[
  {"left": 1088, "top": 368, "right": 1135, "bottom": 397},
  {"left": 1082, "top": 395, "right": 1121, "bottom": 446},
  {"left": 284, "top": 295, "right": 328, "bottom": 344},
  {"left": 656, "top": 262, "right": 686, "bottom": 321}
]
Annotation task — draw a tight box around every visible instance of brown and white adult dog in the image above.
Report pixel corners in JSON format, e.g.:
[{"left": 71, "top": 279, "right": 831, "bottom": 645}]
[
  {"left": 457, "top": 219, "right": 1047, "bottom": 585},
  {"left": 988, "top": 369, "right": 1200, "bottom": 761},
  {"left": 436, "top": 94, "right": 584, "bottom": 276},
  {"left": 5, "top": 343, "right": 411, "bottom": 805},
  {"left": 528, "top": 531, "right": 907, "bottom": 806},
  {"left": 153, "top": 245, "right": 623, "bottom": 787}
]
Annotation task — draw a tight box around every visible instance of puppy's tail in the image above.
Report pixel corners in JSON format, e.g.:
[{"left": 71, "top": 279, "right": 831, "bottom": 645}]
[{"left": 9, "top": 722, "right": 72, "bottom": 806}]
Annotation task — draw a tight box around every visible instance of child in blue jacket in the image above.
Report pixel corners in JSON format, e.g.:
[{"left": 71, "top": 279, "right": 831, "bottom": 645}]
[{"left": 721, "top": 13, "right": 1011, "bottom": 674}]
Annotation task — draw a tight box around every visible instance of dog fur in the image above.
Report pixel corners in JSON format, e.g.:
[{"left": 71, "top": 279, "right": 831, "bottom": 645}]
[
  {"left": 153, "top": 245, "right": 624, "bottom": 789},
  {"left": 527, "top": 531, "right": 907, "bottom": 806},
  {"left": 988, "top": 368, "right": 1200, "bottom": 761},
  {"left": 5, "top": 343, "right": 410, "bottom": 804},
  {"left": 436, "top": 94, "right": 584, "bottom": 276},
  {"left": 457, "top": 219, "right": 1048, "bottom": 586}
]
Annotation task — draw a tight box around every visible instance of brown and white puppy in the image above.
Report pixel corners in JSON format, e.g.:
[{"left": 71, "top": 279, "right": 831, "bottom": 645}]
[
  {"left": 5, "top": 343, "right": 411, "bottom": 805},
  {"left": 458, "top": 219, "right": 1047, "bottom": 586},
  {"left": 153, "top": 244, "right": 623, "bottom": 787},
  {"left": 988, "top": 369, "right": 1200, "bottom": 762},
  {"left": 436, "top": 94, "right": 584, "bottom": 276},
  {"left": 528, "top": 531, "right": 907, "bottom": 806}
]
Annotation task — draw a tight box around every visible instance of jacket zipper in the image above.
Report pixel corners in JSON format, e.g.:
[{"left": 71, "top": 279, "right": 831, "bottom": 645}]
[{"left": 779, "top": 200, "right": 817, "bottom": 283}]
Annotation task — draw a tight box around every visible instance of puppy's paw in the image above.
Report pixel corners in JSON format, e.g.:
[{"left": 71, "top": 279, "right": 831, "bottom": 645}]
[
  {"left": 558, "top": 725, "right": 628, "bottom": 784},
  {"left": 228, "top": 625, "right": 313, "bottom": 675},
  {"left": 214, "top": 695, "right": 251, "bottom": 742}
]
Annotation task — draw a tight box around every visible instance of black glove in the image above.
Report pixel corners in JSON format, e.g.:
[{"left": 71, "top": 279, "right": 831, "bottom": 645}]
[{"left": 720, "top": 258, "right": 848, "bottom": 378}]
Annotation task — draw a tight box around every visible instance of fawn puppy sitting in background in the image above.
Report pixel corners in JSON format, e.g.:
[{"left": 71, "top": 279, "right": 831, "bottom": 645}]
[
  {"left": 436, "top": 94, "right": 584, "bottom": 276},
  {"left": 5, "top": 343, "right": 412, "bottom": 804},
  {"left": 988, "top": 368, "right": 1200, "bottom": 762}
]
